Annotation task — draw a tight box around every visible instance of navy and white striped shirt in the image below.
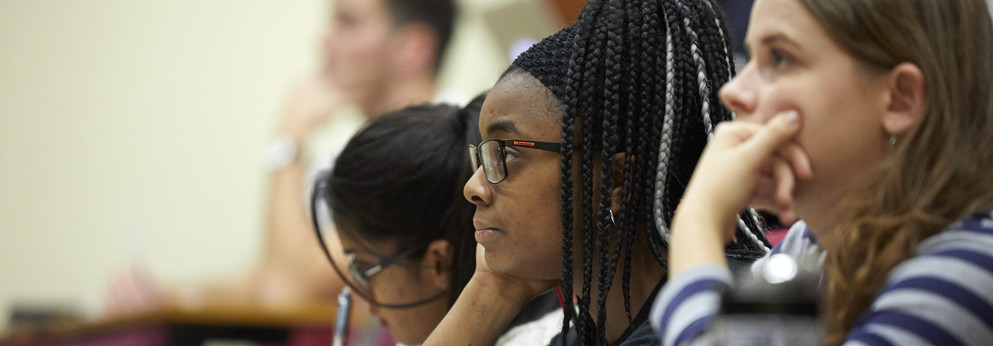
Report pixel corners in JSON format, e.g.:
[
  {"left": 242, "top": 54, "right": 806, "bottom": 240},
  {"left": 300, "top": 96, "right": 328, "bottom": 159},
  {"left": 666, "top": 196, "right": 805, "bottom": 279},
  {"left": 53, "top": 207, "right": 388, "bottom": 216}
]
[{"left": 651, "top": 210, "right": 993, "bottom": 345}]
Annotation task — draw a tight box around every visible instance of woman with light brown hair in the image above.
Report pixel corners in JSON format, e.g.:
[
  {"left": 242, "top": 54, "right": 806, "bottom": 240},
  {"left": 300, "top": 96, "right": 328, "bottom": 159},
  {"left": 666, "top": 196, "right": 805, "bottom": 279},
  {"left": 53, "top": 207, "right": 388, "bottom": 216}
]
[{"left": 654, "top": 0, "right": 993, "bottom": 344}]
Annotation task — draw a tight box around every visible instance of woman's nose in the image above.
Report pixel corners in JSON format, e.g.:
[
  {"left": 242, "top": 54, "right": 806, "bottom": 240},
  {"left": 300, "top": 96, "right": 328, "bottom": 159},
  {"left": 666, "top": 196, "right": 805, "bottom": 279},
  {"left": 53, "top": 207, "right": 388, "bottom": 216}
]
[
  {"left": 463, "top": 167, "right": 491, "bottom": 206},
  {"left": 719, "top": 64, "right": 759, "bottom": 122}
]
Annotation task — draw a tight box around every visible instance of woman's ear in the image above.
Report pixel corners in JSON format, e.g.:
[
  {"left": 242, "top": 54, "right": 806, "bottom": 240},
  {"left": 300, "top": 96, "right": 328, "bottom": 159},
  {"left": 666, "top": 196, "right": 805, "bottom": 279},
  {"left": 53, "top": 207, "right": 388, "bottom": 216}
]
[
  {"left": 882, "top": 62, "right": 927, "bottom": 137},
  {"left": 421, "top": 240, "right": 453, "bottom": 291}
]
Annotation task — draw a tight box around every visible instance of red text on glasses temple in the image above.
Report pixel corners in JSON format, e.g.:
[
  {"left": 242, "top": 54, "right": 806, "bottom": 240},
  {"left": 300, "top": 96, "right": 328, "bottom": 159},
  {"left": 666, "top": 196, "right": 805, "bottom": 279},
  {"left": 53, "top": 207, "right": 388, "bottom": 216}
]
[{"left": 512, "top": 141, "right": 535, "bottom": 147}]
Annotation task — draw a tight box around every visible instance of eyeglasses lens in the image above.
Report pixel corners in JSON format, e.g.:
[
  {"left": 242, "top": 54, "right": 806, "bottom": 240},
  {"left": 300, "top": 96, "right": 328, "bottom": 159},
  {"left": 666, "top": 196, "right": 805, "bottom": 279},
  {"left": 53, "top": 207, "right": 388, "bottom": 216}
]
[{"left": 480, "top": 141, "right": 505, "bottom": 183}]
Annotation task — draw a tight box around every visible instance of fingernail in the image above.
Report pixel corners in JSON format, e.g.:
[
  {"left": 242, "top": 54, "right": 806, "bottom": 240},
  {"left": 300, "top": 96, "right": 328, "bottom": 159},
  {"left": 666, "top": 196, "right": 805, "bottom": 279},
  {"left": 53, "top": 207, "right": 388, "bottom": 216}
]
[
  {"left": 783, "top": 110, "right": 798, "bottom": 124},
  {"left": 780, "top": 111, "right": 800, "bottom": 130}
]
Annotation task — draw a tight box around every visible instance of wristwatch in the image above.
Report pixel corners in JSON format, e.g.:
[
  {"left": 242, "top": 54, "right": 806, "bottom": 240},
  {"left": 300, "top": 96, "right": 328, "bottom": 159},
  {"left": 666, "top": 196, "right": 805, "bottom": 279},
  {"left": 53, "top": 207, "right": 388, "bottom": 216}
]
[{"left": 265, "top": 136, "right": 300, "bottom": 171}]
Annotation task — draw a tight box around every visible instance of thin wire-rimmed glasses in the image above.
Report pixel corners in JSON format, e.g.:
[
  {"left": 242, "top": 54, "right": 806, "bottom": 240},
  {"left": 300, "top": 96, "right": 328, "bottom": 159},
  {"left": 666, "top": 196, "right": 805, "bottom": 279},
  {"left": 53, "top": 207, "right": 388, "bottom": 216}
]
[
  {"left": 468, "top": 139, "right": 561, "bottom": 184},
  {"left": 310, "top": 172, "right": 445, "bottom": 309},
  {"left": 347, "top": 241, "right": 431, "bottom": 291}
]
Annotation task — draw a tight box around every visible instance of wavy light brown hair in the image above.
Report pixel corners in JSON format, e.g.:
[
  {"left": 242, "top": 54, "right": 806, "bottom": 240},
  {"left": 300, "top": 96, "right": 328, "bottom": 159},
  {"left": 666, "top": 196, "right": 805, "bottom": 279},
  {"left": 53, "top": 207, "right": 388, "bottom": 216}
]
[{"left": 793, "top": 0, "right": 993, "bottom": 344}]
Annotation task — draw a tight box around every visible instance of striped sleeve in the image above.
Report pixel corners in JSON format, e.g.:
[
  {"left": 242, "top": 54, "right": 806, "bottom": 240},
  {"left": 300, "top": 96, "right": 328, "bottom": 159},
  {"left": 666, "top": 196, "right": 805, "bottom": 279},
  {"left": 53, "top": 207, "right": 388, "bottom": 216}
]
[
  {"left": 651, "top": 222, "right": 818, "bottom": 346},
  {"left": 843, "top": 217, "right": 993, "bottom": 346},
  {"left": 649, "top": 264, "right": 731, "bottom": 346}
]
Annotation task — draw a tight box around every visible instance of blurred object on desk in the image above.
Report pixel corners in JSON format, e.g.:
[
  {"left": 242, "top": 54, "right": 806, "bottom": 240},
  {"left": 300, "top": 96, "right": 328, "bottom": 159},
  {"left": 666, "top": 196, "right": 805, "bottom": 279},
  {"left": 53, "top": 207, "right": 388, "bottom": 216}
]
[
  {"left": 3, "top": 303, "right": 86, "bottom": 344},
  {"left": 0, "top": 301, "right": 394, "bottom": 346}
]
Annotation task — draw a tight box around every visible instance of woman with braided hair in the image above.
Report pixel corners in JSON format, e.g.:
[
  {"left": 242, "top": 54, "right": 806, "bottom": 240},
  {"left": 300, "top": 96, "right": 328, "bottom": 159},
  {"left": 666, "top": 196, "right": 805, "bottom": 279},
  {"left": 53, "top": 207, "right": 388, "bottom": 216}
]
[
  {"left": 425, "top": 0, "right": 768, "bottom": 344},
  {"left": 656, "top": 0, "right": 993, "bottom": 344}
]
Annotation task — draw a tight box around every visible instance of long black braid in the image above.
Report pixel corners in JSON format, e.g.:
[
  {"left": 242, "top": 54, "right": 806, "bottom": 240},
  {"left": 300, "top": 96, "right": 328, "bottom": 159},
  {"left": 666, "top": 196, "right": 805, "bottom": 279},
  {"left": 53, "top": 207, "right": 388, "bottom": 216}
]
[{"left": 506, "top": 0, "right": 770, "bottom": 344}]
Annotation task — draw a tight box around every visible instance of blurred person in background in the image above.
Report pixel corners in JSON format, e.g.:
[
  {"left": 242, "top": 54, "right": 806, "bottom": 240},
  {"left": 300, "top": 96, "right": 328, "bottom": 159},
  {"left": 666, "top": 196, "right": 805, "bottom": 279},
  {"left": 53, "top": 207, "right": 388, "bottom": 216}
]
[{"left": 103, "top": 0, "right": 458, "bottom": 316}]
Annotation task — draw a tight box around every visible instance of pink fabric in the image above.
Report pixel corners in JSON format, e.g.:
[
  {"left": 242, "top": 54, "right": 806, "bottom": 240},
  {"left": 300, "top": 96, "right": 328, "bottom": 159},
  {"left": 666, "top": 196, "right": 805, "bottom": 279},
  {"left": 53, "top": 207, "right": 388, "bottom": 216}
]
[{"left": 764, "top": 228, "right": 789, "bottom": 246}]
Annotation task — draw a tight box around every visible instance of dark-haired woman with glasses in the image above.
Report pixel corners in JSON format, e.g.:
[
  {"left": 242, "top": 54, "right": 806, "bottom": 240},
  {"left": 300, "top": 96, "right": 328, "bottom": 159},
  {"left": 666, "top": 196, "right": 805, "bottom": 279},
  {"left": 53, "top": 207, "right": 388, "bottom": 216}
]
[{"left": 310, "top": 95, "right": 559, "bottom": 345}]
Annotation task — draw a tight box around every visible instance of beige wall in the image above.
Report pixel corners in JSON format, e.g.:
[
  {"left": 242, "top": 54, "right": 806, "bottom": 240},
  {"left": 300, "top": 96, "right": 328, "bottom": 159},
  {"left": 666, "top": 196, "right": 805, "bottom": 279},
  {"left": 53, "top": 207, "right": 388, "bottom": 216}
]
[
  {"left": 3, "top": 0, "right": 986, "bottom": 330},
  {"left": 0, "top": 0, "right": 524, "bottom": 324}
]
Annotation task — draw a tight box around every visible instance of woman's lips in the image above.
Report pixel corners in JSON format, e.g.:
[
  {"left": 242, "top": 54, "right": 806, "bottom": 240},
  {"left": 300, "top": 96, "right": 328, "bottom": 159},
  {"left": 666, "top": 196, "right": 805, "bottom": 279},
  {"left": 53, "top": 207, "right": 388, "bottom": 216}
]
[
  {"left": 474, "top": 228, "right": 501, "bottom": 243},
  {"left": 473, "top": 219, "right": 502, "bottom": 243}
]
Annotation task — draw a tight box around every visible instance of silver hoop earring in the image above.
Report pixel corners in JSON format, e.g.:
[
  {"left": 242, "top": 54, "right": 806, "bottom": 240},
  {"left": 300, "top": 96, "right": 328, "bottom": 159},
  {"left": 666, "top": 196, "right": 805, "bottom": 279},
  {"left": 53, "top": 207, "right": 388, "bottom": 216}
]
[{"left": 609, "top": 209, "right": 617, "bottom": 226}]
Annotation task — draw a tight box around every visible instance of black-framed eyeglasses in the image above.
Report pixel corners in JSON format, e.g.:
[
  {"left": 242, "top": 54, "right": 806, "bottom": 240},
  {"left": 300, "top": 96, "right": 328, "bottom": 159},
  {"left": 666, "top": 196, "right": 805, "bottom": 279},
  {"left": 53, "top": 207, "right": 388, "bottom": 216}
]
[
  {"left": 347, "top": 241, "right": 431, "bottom": 291},
  {"left": 468, "top": 139, "right": 561, "bottom": 184}
]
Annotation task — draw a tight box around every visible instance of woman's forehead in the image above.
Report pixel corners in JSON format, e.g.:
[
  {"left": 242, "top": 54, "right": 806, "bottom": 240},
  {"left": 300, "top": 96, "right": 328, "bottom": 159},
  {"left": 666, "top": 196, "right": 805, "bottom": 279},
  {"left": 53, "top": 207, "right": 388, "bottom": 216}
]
[
  {"left": 480, "top": 74, "right": 562, "bottom": 140},
  {"left": 747, "top": 0, "right": 823, "bottom": 49}
]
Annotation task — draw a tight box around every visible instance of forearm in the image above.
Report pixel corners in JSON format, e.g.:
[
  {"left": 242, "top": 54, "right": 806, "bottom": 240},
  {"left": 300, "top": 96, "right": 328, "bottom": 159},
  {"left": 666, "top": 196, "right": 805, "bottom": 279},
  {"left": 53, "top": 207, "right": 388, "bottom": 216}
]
[
  {"left": 253, "top": 153, "right": 346, "bottom": 304},
  {"left": 424, "top": 275, "right": 533, "bottom": 346},
  {"left": 651, "top": 265, "right": 732, "bottom": 346},
  {"left": 668, "top": 196, "right": 732, "bottom": 278},
  {"left": 264, "top": 158, "right": 311, "bottom": 258}
]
